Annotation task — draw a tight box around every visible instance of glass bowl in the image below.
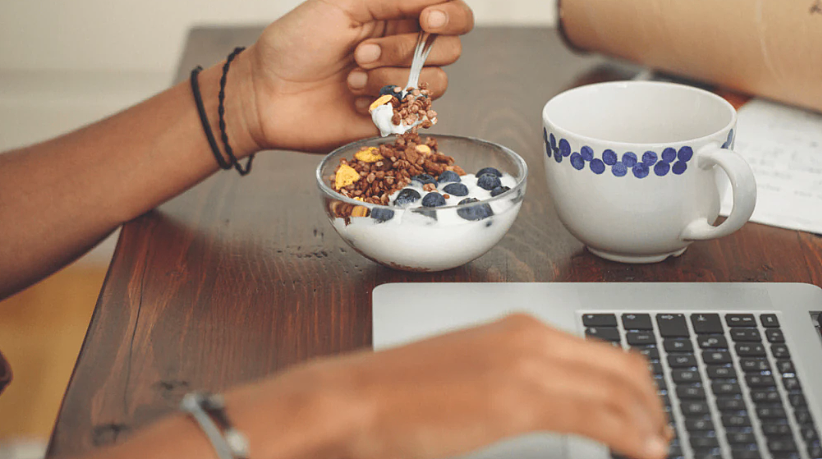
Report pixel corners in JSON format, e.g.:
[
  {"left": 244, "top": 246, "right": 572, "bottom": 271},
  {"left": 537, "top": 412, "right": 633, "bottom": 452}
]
[{"left": 316, "top": 134, "right": 528, "bottom": 272}]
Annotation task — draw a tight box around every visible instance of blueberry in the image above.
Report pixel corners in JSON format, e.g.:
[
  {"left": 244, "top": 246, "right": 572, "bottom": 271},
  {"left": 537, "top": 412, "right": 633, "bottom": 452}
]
[
  {"left": 379, "top": 85, "right": 399, "bottom": 98},
  {"left": 457, "top": 198, "right": 494, "bottom": 221},
  {"left": 442, "top": 183, "right": 469, "bottom": 197},
  {"left": 393, "top": 188, "right": 421, "bottom": 206},
  {"left": 370, "top": 207, "right": 394, "bottom": 223},
  {"left": 476, "top": 167, "right": 502, "bottom": 178},
  {"left": 421, "top": 192, "right": 446, "bottom": 207},
  {"left": 437, "top": 170, "right": 461, "bottom": 184},
  {"left": 490, "top": 186, "right": 511, "bottom": 197},
  {"left": 477, "top": 173, "right": 502, "bottom": 190},
  {"left": 411, "top": 174, "right": 436, "bottom": 186}
]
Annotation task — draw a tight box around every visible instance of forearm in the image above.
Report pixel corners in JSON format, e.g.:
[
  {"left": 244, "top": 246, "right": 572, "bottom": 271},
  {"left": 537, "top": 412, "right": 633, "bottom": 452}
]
[
  {"left": 80, "top": 366, "right": 365, "bottom": 459},
  {"left": 0, "top": 54, "right": 261, "bottom": 299}
]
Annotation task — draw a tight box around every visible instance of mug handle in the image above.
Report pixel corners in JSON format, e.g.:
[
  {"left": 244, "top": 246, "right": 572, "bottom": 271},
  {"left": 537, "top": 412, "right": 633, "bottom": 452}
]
[{"left": 680, "top": 144, "right": 757, "bottom": 241}]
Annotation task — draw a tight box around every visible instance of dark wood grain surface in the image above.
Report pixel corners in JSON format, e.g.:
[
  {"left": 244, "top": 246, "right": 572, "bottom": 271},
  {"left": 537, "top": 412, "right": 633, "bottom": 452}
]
[{"left": 47, "top": 26, "right": 822, "bottom": 457}]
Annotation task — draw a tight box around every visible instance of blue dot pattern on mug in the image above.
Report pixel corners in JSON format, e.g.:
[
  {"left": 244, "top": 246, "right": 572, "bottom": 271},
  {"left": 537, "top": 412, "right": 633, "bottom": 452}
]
[
  {"left": 721, "top": 129, "right": 735, "bottom": 149},
  {"left": 542, "top": 131, "right": 709, "bottom": 179}
]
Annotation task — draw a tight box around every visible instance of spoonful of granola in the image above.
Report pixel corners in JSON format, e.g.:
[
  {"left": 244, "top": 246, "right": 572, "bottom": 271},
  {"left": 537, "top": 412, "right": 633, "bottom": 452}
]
[{"left": 369, "top": 32, "right": 438, "bottom": 137}]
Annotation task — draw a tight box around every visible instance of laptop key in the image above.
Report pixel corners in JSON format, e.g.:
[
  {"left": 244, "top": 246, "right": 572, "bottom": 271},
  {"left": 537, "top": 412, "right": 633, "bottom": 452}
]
[
  {"left": 677, "top": 385, "right": 706, "bottom": 400},
  {"left": 726, "top": 314, "right": 756, "bottom": 327},
  {"left": 768, "top": 439, "right": 797, "bottom": 452},
  {"left": 782, "top": 376, "right": 801, "bottom": 392},
  {"left": 702, "top": 350, "right": 732, "bottom": 364},
  {"left": 751, "top": 389, "right": 781, "bottom": 404},
  {"left": 649, "top": 361, "right": 663, "bottom": 375},
  {"left": 681, "top": 401, "right": 710, "bottom": 417},
  {"left": 746, "top": 374, "right": 776, "bottom": 387},
  {"left": 801, "top": 426, "right": 819, "bottom": 442},
  {"left": 672, "top": 369, "right": 702, "bottom": 384},
  {"left": 731, "top": 329, "right": 762, "bottom": 342},
  {"left": 731, "top": 450, "right": 762, "bottom": 459},
  {"left": 707, "top": 365, "right": 736, "bottom": 379},
  {"left": 808, "top": 442, "right": 822, "bottom": 458},
  {"left": 723, "top": 414, "right": 752, "bottom": 427},
  {"left": 691, "top": 313, "right": 723, "bottom": 334},
  {"left": 727, "top": 431, "right": 756, "bottom": 444},
  {"left": 621, "top": 313, "right": 653, "bottom": 330},
  {"left": 795, "top": 409, "right": 812, "bottom": 424},
  {"left": 761, "top": 314, "right": 780, "bottom": 327},
  {"left": 632, "top": 345, "right": 660, "bottom": 360},
  {"left": 756, "top": 405, "right": 787, "bottom": 419},
  {"left": 740, "top": 358, "right": 771, "bottom": 372},
  {"left": 697, "top": 335, "right": 729, "bottom": 349},
  {"left": 585, "top": 327, "right": 621, "bottom": 342},
  {"left": 668, "top": 354, "right": 697, "bottom": 368},
  {"left": 776, "top": 360, "right": 795, "bottom": 374},
  {"left": 765, "top": 328, "right": 785, "bottom": 343},
  {"left": 583, "top": 314, "right": 617, "bottom": 327},
  {"left": 716, "top": 397, "right": 746, "bottom": 412},
  {"left": 692, "top": 449, "right": 722, "bottom": 459},
  {"left": 685, "top": 418, "right": 714, "bottom": 431},
  {"left": 736, "top": 343, "right": 766, "bottom": 357},
  {"left": 626, "top": 331, "right": 656, "bottom": 345},
  {"left": 657, "top": 314, "right": 690, "bottom": 337},
  {"left": 762, "top": 424, "right": 792, "bottom": 437},
  {"left": 770, "top": 454, "right": 801, "bottom": 459},
  {"left": 664, "top": 339, "right": 693, "bottom": 352},
  {"left": 772, "top": 344, "right": 790, "bottom": 359},
  {"left": 712, "top": 381, "right": 742, "bottom": 395},
  {"left": 690, "top": 436, "right": 719, "bottom": 449}
]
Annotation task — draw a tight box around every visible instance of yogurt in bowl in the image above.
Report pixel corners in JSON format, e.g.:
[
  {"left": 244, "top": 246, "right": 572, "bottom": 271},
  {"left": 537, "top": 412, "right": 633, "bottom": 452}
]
[{"left": 316, "top": 134, "right": 528, "bottom": 272}]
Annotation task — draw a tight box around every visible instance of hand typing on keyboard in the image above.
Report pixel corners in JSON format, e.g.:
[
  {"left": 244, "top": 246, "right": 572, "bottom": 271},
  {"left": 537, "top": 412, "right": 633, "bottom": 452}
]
[
  {"left": 583, "top": 312, "right": 821, "bottom": 459},
  {"left": 226, "top": 313, "right": 672, "bottom": 459}
]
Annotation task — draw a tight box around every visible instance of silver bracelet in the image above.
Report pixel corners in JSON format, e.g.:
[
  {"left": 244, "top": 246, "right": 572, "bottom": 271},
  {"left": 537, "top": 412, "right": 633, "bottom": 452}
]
[{"left": 180, "top": 392, "right": 249, "bottom": 459}]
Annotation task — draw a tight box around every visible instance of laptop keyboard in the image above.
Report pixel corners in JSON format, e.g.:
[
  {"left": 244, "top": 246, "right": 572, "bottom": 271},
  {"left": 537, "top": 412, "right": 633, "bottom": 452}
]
[{"left": 582, "top": 312, "right": 821, "bottom": 459}]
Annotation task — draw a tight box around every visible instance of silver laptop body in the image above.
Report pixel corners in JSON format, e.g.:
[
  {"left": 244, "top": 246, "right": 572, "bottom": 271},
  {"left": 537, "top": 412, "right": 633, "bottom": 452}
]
[{"left": 373, "top": 283, "right": 822, "bottom": 459}]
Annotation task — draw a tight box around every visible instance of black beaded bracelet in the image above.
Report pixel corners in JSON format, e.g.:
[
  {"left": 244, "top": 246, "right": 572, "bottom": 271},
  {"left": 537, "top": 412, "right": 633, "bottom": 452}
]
[
  {"left": 218, "top": 47, "right": 254, "bottom": 176},
  {"left": 189, "top": 47, "right": 255, "bottom": 176}
]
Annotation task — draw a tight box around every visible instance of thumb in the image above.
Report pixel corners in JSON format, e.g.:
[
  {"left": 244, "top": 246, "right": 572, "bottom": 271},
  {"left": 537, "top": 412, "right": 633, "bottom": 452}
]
[{"left": 331, "top": 0, "right": 474, "bottom": 34}]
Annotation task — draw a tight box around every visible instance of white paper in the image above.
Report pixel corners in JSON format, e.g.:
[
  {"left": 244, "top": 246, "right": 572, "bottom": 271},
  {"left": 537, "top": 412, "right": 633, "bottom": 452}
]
[{"left": 719, "top": 99, "right": 822, "bottom": 234}]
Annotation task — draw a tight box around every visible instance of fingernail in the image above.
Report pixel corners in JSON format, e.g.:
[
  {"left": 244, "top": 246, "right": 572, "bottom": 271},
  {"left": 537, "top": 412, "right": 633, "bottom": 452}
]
[
  {"left": 348, "top": 70, "right": 367, "bottom": 89},
  {"left": 356, "top": 44, "right": 381, "bottom": 64},
  {"left": 355, "top": 97, "right": 371, "bottom": 112},
  {"left": 426, "top": 10, "right": 447, "bottom": 29},
  {"left": 645, "top": 437, "right": 667, "bottom": 458}
]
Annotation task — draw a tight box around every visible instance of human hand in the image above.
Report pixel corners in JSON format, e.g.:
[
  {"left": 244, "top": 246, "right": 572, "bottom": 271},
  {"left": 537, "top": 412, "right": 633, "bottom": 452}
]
[
  {"left": 230, "top": 314, "right": 671, "bottom": 459},
  {"left": 234, "top": 0, "right": 473, "bottom": 154}
]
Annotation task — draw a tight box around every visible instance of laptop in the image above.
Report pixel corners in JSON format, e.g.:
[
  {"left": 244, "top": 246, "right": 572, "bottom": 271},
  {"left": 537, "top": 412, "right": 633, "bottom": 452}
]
[{"left": 372, "top": 283, "right": 822, "bottom": 459}]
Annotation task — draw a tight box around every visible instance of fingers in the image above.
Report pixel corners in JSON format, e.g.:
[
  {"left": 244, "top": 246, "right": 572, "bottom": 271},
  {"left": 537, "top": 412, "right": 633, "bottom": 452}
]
[
  {"left": 347, "top": 66, "right": 448, "bottom": 113},
  {"left": 494, "top": 315, "right": 669, "bottom": 457},
  {"left": 572, "top": 402, "right": 670, "bottom": 459},
  {"left": 420, "top": 1, "right": 474, "bottom": 35},
  {"left": 355, "top": 34, "right": 461, "bottom": 70},
  {"left": 563, "top": 340, "right": 668, "bottom": 436},
  {"left": 335, "top": 0, "right": 474, "bottom": 35}
]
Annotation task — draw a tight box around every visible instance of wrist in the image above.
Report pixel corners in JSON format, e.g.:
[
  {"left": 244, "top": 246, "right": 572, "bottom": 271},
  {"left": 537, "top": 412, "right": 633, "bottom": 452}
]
[
  {"left": 197, "top": 51, "right": 264, "bottom": 160},
  {"left": 224, "top": 364, "right": 374, "bottom": 459}
]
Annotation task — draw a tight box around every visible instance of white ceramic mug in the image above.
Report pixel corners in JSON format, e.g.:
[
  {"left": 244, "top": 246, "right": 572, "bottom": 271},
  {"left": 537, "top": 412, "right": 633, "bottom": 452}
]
[{"left": 542, "top": 81, "right": 757, "bottom": 263}]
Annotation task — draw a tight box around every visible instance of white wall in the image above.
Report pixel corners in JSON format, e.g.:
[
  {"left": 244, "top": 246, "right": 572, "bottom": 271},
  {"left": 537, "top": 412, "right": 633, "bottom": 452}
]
[{"left": 0, "top": 0, "right": 557, "bottom": 73}]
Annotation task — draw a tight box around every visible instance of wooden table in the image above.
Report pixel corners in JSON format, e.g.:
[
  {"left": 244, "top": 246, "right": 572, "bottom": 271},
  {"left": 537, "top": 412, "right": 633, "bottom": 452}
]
[{"left": 47, "top": 26, "right": 822, "bottom": 457}]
